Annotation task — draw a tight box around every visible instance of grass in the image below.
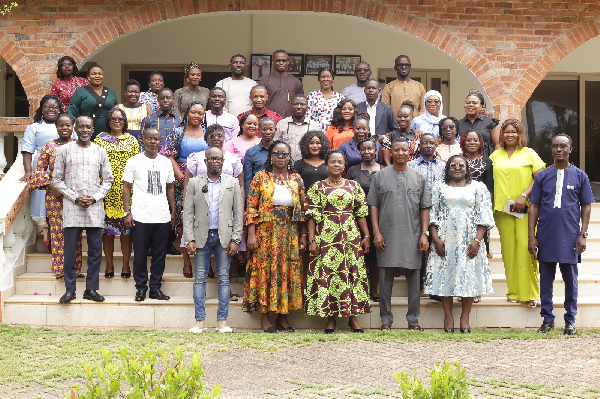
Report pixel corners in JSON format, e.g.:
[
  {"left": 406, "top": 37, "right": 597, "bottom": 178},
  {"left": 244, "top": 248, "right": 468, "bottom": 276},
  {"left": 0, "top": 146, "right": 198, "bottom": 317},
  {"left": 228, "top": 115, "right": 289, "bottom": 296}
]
[{"left": 0, "top": 325, "right": 599, "bottom": 395}]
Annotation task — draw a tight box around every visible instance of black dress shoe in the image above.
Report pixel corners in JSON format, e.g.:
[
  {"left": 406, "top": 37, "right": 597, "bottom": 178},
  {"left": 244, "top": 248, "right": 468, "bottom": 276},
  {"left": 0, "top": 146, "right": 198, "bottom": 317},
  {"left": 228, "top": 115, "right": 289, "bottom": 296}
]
[
  {"left": 59, "top": 292, "right": 76, "bottom": 304},
  {"left": 564, "top": 322, "right": 577, "bottom": 335},
  {"left": 460, "top": 328, "right": 471, "bottom": 334},
  {"left": 408, "top": 324, "right": 424, "bottom": 331},
  {"left": 276, "top": 322, "right": 295, "bottom": 332},
  {"left": 348, "top": 321, "right": 364, "bottom": 333},
  {"left": 263, "top": 326, "right": 277, "bottom": 333},
  {"left": 135, "top": 290, "right": 147, "bottom": 302},
  {"left": 147, "top": 248, "right": 152, "bottom": 257},
  {"left": 104, "top": 272, "right": 114, "bottom": 279},
  {"left": 444, "top": 328, "right": 455, "bottom": 333},
  {"left": 149, "top": 290, "right": 170, "bottom": 300},
  {"left": 83, "top": 290, "right": 105, "bottom": 302},
  {"left": 537, "top": 322, "right": 554, "bottom": 333},
  {"left": 167, "top": 244, "right": 181, "bottom": 255},
  {"left": 121, "top": 272, "right": 131, "bottom": 279},
  {"left": 325, "top": 319, "right": 337, "bottom": 334},
  {"left": 380, "top": 324, "right": 392, "bottom": 331}
]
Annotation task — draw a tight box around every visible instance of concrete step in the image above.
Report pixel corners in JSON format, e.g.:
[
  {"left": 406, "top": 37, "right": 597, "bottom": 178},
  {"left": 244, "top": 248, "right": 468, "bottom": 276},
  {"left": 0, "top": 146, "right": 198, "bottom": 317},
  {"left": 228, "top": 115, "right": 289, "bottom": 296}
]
[
  {"left": 4, "top": 294, "right": 600, "bottom": 329},
  {"left": 488, "top": 236, "right": 600, "bottom": 254}
]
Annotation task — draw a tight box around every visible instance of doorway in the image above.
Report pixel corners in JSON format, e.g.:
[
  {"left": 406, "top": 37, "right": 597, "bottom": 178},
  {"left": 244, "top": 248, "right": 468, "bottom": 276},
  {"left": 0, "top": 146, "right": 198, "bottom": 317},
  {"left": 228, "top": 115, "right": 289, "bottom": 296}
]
[{"left": 378, "top": 69, "right": 450, "bottom": 111}]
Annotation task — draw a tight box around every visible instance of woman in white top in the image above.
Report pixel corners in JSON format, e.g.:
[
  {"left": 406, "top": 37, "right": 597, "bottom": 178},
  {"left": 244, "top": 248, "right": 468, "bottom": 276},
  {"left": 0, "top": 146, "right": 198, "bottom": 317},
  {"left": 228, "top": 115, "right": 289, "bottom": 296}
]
[{"left": 411, "top": 90, "right": 446, "bottom": 138}]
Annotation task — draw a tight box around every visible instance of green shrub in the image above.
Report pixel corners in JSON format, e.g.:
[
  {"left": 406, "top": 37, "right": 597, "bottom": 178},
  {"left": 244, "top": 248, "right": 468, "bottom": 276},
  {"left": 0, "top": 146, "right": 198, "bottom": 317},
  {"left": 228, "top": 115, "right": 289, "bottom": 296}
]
[
  {"left": 395, "top": 359, "right": 472, "bottom": 399},
  {"left": 68, "top": 345, "right": 220, "bottom": 398}
]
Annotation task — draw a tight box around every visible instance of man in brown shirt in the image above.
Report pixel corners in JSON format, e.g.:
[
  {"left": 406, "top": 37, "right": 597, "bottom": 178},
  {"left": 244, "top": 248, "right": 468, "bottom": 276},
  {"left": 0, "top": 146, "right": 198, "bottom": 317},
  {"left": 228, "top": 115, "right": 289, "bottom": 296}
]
[
  {"left": 258, "top": 50, "right": 304, "bottom": 119},
  {"left": 381, "top": 55, "right": 426, "bottom": 116}
]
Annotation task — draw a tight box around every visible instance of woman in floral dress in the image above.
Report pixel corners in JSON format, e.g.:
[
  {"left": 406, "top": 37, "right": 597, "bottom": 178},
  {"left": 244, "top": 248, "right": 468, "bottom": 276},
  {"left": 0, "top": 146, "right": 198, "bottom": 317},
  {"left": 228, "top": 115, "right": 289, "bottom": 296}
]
[
  {"left": 30, "top": 114, "right": 83, "bottom": 278},
  {"left": 306, "top": 67, "right": 345, "bottom": 132},
  {"left": 50, "top": 56, "right": 88, "bottom": 109},
  {"left": 244, "top": 141, "right": 307, "bottom": 333},
  {"left": 305, "top": 150, "right": 371, "bottom": 333}
]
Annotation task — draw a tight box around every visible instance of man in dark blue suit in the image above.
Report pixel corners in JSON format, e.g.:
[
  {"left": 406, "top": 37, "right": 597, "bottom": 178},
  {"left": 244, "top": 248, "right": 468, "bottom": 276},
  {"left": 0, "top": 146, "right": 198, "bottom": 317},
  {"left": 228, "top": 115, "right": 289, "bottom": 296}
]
[{"left": 357, "top": 78, "right": 398, "bottom": 138}]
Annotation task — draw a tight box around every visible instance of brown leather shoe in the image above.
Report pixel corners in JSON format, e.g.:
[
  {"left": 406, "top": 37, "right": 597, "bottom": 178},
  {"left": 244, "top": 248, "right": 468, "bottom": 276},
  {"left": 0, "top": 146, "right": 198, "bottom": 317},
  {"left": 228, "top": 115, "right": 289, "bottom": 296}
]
[
  {"left": 380, "top": 324, "right": 392, "bottom": 331},
  {"left": 408, "top": 324, "right": 424, "bottom": 331}
]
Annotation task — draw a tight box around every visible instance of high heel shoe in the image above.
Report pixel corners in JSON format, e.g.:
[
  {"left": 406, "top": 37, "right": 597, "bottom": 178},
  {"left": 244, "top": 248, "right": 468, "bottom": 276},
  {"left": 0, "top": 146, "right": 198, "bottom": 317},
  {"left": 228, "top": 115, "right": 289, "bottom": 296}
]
[
  {"left": 348, "top": 321, "right": 364, "bottom": 333},
  {"left": 444, "top": 328, "right": 455, "bottom": 333},
  {"left": 324, "top": 319, "right": 336, "bottom": 334},
  {"left": 276, "top": 322, "right": 295, "bottom": 332},
  {"left": 460, "top": 328, "right": 471, "bottom": 334},
  {"left": 104, "top": 272, "right": 114, "bottom": 279},
  {"left": 121, "top": 272, "right": 131, "bottom": 279}
]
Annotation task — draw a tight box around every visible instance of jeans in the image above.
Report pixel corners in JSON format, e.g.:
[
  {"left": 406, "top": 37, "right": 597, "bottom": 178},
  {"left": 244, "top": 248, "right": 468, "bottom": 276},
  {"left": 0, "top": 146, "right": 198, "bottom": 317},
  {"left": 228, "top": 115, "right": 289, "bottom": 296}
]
[{"left": 193, "top": 230, "right": 231, "bottom": 321}]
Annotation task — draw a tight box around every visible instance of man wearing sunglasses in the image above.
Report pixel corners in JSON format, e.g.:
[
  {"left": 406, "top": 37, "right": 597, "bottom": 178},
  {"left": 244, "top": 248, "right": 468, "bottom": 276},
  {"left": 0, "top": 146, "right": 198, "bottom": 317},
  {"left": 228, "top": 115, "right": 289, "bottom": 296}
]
[
  {"left": 341, "top": 62, "right": 379, "bottom": 104},
  {"left": 258, "top": 50, "right": 304, "bottom": 119},
  {"left": 381, "top": 55, "right": 426, "bottom": 117}
]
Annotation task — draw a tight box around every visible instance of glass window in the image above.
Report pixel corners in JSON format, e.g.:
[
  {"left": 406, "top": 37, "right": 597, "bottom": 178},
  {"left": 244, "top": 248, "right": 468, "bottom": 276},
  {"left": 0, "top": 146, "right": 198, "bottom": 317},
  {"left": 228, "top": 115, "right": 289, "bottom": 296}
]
[{"left": 585, "top": 81, "right": 600, "bottom": 182}]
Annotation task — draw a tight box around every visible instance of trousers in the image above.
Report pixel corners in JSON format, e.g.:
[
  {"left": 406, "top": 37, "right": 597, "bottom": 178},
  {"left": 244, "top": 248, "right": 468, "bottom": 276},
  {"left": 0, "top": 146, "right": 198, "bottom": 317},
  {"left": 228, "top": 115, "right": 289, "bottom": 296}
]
[
  {"left": 64, "top": 227, "right": 102, "bottom": 293},
  {"left": 132, "top": 221, "right": 171, "bottom": 291},
  {"left": 379, "top": 267, "right": 420, "bottom": 325},
  {"left": 539, "top": 261, "right": 578, "bottom": 324}
]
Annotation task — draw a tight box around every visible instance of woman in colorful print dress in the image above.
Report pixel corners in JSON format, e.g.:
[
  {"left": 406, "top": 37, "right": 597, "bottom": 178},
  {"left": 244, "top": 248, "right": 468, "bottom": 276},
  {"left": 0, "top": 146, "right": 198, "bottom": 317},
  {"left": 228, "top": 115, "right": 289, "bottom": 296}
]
[
  {"left": 306, "top": 67, "right": 345, "bottom": 132},
  {"left": 163, "top": 101, "right": 209, "bottom": 277},
  {"left": 30, "top": 114, "right": 83, "bottom": 278},
  {"left": 244, "top": 141, "right": 306, "bottom": 333},
  {"left": 93, "top": 107, "right": 140, "bottom": 278},
  {"left": 305, "top": 150, "right": 371, "bottom": 333},
  {"left": 50, "top": 56, "right": 88, "bottom": 109},
  {"left": 139, "top": 71, "right": 164, "bottom": 112}
]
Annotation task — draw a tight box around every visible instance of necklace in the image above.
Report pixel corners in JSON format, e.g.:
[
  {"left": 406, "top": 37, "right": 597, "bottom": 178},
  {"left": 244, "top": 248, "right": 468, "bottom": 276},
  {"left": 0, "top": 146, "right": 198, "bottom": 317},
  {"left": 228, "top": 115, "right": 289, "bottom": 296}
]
[{"left": 327, "top": 177, "right": 344, "bottom": 185}]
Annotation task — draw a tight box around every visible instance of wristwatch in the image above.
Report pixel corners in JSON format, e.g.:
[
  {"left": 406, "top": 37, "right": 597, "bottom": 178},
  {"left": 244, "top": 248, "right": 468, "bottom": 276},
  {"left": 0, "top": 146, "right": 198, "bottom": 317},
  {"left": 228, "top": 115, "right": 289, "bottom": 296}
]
[
  {"left": 580, "top": 231, "right": 588, "bottom": 239},
  {"left": 184, "top": 240, "right": 195, "bottom": 246},
  {"left": 123, "top": 211, "right": 129, "bottom": 217},
  {"left": 422, "top": 231, "right": 429, "bottom": 236},
  {"left": 474, "top": 237, "right": 483, "bottom": 245},
  {"left": 521, "top": 193, "right": 527, "bottom": 198},
  {"left": 231, "top": 238, "right": 241, "bottom": 245}
]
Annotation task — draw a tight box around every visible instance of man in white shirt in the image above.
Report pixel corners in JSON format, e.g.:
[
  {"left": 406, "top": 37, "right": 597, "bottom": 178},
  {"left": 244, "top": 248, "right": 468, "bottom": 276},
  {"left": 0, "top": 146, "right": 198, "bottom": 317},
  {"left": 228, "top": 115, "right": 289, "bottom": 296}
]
[
  {"left": 357, "top": 79, "right": 398, "bottom": 137},
  {"left": 274, "top": 95, "right": 321, "bottom": 162},
  {"left": 122, "top": 128, "right": 175, "bottom": 302},
  {"left": 204, "top": 87, "right": 240, "bottom": 143},
  {"left": 341, "top": 62, "right": 380, "bottom": 104},
  {"left": 215, "top": 54, "right": 257, "bottom": 117}
]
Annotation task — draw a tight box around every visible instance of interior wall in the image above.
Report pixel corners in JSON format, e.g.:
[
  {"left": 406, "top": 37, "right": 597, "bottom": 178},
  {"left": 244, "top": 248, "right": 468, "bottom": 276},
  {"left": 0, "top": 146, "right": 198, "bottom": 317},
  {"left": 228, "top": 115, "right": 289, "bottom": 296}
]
[{"left": 89, "top": 11, "right": 488, "bottom": 117}]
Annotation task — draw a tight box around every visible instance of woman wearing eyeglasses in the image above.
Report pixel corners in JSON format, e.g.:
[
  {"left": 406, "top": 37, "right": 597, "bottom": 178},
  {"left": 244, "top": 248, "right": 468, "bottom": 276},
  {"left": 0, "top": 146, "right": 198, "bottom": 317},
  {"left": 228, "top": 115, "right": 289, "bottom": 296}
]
[
  {"left": 425, "top": 155, "right": 494, "bottom": 333},
  {"left": 93, "top": 107, "right": 140, "bottom": 279},
  {"left": 410, "top": 90, "right": 446, "bottom": 138},
  {"left": 244, "top": 141, "right": 306, "bottom": 333},
  {"left": 436, "top": 117, "right": 462, "bottom": 162}
]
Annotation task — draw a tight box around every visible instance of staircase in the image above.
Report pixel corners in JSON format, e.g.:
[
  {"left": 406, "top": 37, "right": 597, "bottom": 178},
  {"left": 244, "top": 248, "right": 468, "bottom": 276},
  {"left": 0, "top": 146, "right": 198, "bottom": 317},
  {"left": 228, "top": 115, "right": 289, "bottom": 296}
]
[{"left": 3, "top": 205, "right": 600, "bottom": 330}]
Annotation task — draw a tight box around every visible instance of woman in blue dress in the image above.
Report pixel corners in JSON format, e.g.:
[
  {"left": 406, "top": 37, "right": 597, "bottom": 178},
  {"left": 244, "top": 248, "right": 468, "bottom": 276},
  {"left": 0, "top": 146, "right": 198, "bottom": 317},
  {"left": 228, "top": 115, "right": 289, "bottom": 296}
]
[
  {"left": 425, "top": 155, "right": 494, "bottom": 333},
  {"left": 164, "top": 101, "right": 209, "bottom": 277},
  {"left": 20, "top": 94, "right": 65, "bottom": 252}
]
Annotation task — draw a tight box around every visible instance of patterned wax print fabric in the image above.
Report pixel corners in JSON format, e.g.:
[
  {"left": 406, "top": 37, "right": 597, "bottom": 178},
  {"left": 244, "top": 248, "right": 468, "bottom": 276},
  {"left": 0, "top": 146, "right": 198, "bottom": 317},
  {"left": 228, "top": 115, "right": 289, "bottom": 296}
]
[
  {"left": 436, "top": 142, "right": 462, "bottom": 163},
  {"left": 243, "top": 171, "right": 305, "bottom": 314},
  {"left": 139, "top": 90, "right": 159, "bottom": 112},
  {"left": 30, "top": 139, "right": 83, "bottom": 275},
  {"left": 424, "top": 181, "right": 495, "bottom": 297},
  {"left": 50, "top": 77, "right": 88, "bottom": 109},
  {"left": 304, "top": 179, "right": 371, "bottom": 317},
  {"left": 22, "top": 120, "right": 60, "bottom": 218},
  {"left": 381, "top": 129, "right": 421, "bottom": 160},
  {"left": 118, "top": 103, "right": 149, "bottom": 143},
  {"left": 94, "top": 133, "right": 140, "bottom": 235},
  {"left": 306, "top": 90, "right": 345, "bottom": 132}
]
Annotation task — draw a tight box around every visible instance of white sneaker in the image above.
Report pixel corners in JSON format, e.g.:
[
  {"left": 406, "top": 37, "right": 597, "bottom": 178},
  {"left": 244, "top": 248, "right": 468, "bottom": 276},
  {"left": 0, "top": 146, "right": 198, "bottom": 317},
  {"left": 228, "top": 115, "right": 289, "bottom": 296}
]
[
  {"left": 216, "top": 320, "right": 232, "bottom": 333},
  {"left": 189, "top": 320, "right": 207, "bottom": 333}
]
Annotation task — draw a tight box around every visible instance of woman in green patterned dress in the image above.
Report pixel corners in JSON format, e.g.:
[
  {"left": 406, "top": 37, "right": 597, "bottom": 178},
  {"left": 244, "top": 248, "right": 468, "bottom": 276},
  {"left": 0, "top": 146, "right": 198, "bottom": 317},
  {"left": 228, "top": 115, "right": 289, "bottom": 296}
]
[{"left": 305, "top": 150, "right": 371, "bottom": 333}]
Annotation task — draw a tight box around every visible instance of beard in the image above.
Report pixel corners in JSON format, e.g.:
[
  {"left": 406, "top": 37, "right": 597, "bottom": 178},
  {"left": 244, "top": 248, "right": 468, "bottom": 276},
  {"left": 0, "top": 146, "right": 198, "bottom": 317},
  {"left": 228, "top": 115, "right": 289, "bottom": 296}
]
[
  {"left": 207, "top": 167, "right": 222, "bottom": 175},
  {"left": 79, "top": 136, "right": 90, "bottom": 142}
]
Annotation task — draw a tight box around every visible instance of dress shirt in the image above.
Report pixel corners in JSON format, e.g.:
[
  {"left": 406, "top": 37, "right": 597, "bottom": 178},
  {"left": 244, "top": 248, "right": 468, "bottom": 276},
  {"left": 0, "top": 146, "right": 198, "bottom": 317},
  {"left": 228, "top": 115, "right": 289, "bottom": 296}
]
[
  {"left": 274, "top": 116, "right": 322, "bottom": 162},
  {"left": 341, "top": 83, "right": 381, "bottom": 104},
  {"left": 140, "top": 110, "right": 182, "bottom": 141},
  {"left": 366, "top": 100, "right": 377, "bottom": 134},
  {"left": 207, "top": 175, "right": 222, "bottom": 229},
  {"left": 243, "top": 141, "right": 270, "bottom": 199},
  {"left": 408, "top": 156, "right": 445, "bottom": 191}
]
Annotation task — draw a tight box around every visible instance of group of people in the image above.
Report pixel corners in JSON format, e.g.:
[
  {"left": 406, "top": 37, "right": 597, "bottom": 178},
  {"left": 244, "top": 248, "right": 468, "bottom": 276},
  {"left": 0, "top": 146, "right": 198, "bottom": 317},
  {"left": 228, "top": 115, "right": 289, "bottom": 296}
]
[{"left": 20, "top": 50, "right": 593, "bottom": 335}]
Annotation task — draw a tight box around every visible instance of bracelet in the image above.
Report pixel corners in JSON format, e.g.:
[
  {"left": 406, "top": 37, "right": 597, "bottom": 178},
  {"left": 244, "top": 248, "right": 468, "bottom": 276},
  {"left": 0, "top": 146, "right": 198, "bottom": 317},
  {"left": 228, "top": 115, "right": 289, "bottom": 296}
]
[
  {"left": 474, "top": 238, "right": 483, "bottom": 245},
  {"left": 308, "top": 239, "right": 316, "bottom": 244},
  {"left": 364, "top": 235, "right": 370, "bottom": 239},
  {"left": 300, "top": 233, "right": 308, "bottom": 235}
]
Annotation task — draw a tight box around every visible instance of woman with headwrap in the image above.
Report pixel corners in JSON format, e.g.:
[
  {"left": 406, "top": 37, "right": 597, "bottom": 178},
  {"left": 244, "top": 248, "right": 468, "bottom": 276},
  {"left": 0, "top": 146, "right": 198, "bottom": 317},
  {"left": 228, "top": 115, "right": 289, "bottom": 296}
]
[
  {"left": 173, "top": 62, "right": 210, "bottom": 118},
  {"left": 411, "top": 90, "right": 446, "bottom": 139}
]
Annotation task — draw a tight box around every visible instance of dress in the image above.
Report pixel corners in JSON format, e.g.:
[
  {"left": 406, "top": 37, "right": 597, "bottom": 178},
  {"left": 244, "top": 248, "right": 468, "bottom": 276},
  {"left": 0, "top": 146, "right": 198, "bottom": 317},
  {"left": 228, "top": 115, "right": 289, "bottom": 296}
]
[
  {"left": 424, "top": 181, "right": 495, "bottom": 297},
  {"left": 173, "top": 87, "right": 210, "bottom": 117},
  {"left": 67, "top": 86, "right": 119, "bottom": 141},
  {"left": 304, "top": 179, "right": 371, "bottom": 317},
  {"left": 325, "top": 126, "right": 353, "bottom": 150},
  {"left": 490, "top": 146, "right": 545, "bottom": 302},
  {"left": 30, "top": 139, "right": 83, "bottom": 275},
  {"left": 457, "top": 114, "right": 499, "bottom": 157},
  {"left": 139, "top": 90, "right": 159, "bottom": 112},
  {"left": 243, "top": 171, "right": 305, "bottom": 314},
  {"left": 118, "top": 103, "right": 149, "bottom": 143},
  {"left": 436, "top": 142, "right": 461, "bottom": 162},
  {"left": 306, "top": 90, "right": 345, "bottom": 132},
  {"left": 467, "top": 157, "right": 494, "bottom": 193},
  {"left": 22, "top": 120, "right": 61, "bottom": 218},
  {"left": 294, "top": 159, "right": 329, "bottom": 191},
  {"left": 50, "top": 77, "right": 89, "bottom": 108},
  {"left": 163, "top": 127, "right": 209, "bottom": 236},
  {"left": 93, "top": 133, "right": 140, "bottom": 235}
]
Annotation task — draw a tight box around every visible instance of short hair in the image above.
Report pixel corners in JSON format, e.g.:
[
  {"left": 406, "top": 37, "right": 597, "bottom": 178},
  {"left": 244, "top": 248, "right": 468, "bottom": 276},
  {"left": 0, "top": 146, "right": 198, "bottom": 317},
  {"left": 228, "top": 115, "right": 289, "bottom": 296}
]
[
  {"left": 210, "top": 86, "right": 226, "bottom": 96},
  {"left": 55, "top": 113, "right": 73, "bottom": 126},
  {"left": 33, "top": 94, "right": 64, "bottom": 123},
  {"left": 184, "top": 62, "right": 202, "bottom": 78},
  {"left": 230, "top": 54, "right": 246, "bottom": 63},
  {"left": 353, "top": 113, "right": 371, "bottom": 131},
  {"left": 124, "top": 79, "right": 141, "bottom": 90},
  {"left": 273, "top": 49, "right": 288, "bottom": 57},
  {"left": 357, "top": 136, "right": 378, "bottom": 151},
  {"left": 259, "top": 116, "right": 276, "bottom": 128},
  {"left": 438, "top": 116, "right": 459, "bottom": 138},
  {"left": 459, "top": 129, "right": 484, "bottom": 156},
  {"left": 56, "top": 56, "right": 79, "bottom": 79},
  {"left": 466, "top": 92, "right": 486, "bottom": 108},
  {"left": 317, "top": 67, "right": 335, "bottom": 81},
  {"left": 553, "top": 133, "right": 572, "bottom": 146},
  {"left": 291, "top": 94, "right": 307, "bottom": 103},
  {"left": 330, "top": 99, "right": 358, "bottom": 132},
  {"left": 365, "top": 78, "right": 379, "bottom": 85},
  {"left": 148, "top": 71, "right": 163, "bottom": 81},
  {"left": 86, "top": 64, "right": 103, "bottom": 75},
  {"left": 206, "top": 124, "right": 225, "bottom": 136},
  {"left": 395, "top": 54, "right": 410, "bottom": 63},
  {"left": 391, "top": 137, "right": 409, "bottom": 147},
  {"left": 420, "top": 132, "right": 436, "bottom": 142},
  {"left": 299, "top": 130, "right": 330, "bottom": 160},
  {"left": 105, "top": 107, "right": 128, "bottom": 133},
  {"left": 75, "top": 115, "right": 93, "bottom": 126},
  {"left": 324, "top": 149, "right": 348, "bottom": 171},
  {"left": 158, "top": 87, "right": 173, "bottom": 96},
  {"left": 444, "top": 155, "right": 472, "bottom": 184},
  {"left": 500, "top": 118, "right": 527, "bottom": 149},
  {"left": 264, "top": 140, "right": 295, "bottom": 173},
  {"left": 250, "top": 85, "right": 267, "bottom": 96}
]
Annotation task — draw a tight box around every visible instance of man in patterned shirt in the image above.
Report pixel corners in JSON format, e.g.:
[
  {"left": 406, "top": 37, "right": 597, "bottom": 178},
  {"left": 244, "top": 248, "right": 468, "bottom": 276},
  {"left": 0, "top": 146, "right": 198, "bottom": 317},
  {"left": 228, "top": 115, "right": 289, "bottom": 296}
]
[{"left": 53, "top": 116, "right": 114, "bottom": 304}]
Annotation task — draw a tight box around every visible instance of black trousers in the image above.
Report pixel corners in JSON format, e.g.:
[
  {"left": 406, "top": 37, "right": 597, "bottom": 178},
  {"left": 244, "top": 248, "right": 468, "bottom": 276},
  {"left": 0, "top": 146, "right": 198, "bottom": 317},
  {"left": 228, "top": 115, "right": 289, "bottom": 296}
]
[
  {"left": 132, "top": 221, "right": 171, "bottom": 291},
  {"left": 64, "top": 227, "right": 102, "bottom": 293}
]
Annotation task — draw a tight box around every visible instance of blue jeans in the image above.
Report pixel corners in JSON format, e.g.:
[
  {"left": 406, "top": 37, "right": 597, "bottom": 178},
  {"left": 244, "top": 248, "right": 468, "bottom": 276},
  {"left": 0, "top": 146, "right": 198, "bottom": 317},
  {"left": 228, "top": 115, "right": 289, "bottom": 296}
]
[{"left": 193, "top": 230, "right": 231, "bottom": 321}]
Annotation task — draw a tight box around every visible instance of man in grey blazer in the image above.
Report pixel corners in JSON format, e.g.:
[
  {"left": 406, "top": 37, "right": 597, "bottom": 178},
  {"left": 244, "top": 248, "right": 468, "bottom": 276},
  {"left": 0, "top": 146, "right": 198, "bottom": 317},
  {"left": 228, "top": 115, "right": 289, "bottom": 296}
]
[
  {"left": 357, "top": 78, "right": 398, "bottom": 137},
  {"left": 184, "top": 147, "right": 244, "bottom": 333}
]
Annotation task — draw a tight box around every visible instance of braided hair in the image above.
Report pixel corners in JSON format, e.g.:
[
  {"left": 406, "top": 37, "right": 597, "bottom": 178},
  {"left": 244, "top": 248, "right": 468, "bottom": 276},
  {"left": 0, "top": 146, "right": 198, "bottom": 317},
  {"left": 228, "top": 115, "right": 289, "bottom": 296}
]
[
  {"left": 264, "top": 140, "right": 296, "bottom": 173},
  {"left": 33, "top": 94, "right": 64, "bottom": 123},
  {"left": 444, "top": 155, "right": 472, "bottom": 184},
  {"left": 180, "top": 101, "right": 205, "bottom": 128}
]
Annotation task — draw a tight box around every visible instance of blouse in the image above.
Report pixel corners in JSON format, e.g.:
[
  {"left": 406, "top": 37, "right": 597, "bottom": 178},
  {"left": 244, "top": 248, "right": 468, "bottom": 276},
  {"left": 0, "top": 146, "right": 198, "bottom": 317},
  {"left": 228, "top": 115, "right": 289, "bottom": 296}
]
[
  {"left": 457, "top": 114, "right": 499, "bottom": 157},
  {"left": 306, "top": 90, "right": 345, "bottom": 132},
  {"left": 346, "top": 164, "right": 379, "bottom": 197},
  {"left": 139, "top": 90, "right": 159, "bottom": 112},
  {"left": 245, "top": 170, "right": 305, "bottom": 225},
  {"left": 67, "top": 86, "right": 119, "bottom": 141},
  {"left": 118, "top": 103, "right": 149, "bottom": 142},
  {"left": 325, "top": 125, "right": 354, "bottom": 150},
  {"left": 163, "top": 127, "right": 209, "bottom": 163},
  {"left": 173, "top": 87, "right": 210, "bottom": 118},
  {"left": 436, "top": 142, "right": 462, "bottom": 163},
  {"left": 467, "top": 156, "right": 494, "bottom": 194},
  {"left": 294, "top": 159, "right": 329, "bottom": 190},
  {"left": 50, "top": 76, "right": 89, "bottom": 109},
  {"left": 187, "top": 150, "right": 243, "bottom": 178},
  {"left": 489, "top": 147, "right": 545, "bottom": 212},
  {"left": 337, "top": 138, "right": 381, "bottom": 168},
  {"left": 223, "top": 136, "right": 260, "bottom": 162}
]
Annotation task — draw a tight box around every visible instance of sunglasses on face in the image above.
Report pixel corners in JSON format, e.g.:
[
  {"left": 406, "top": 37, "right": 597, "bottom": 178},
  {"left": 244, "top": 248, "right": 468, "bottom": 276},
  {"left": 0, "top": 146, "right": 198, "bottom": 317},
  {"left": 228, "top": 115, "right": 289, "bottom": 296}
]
[
  {"left": 272, "top": 152, "right": 290, "bottom": 158},
  {"left": 441, "top": 125, "right": 456, "bottom": 131},
  {"left": 396, "top": 63, "right": 411, "bottom": 68},
  {"left": 450, "top": 163, "right": 466, "bottom": 170},
  {"left": 355, "top": 68, "right": 370, "bottom": 72},
  {"left": 110, "top": 117, "right": 124, "bottom": 122}
]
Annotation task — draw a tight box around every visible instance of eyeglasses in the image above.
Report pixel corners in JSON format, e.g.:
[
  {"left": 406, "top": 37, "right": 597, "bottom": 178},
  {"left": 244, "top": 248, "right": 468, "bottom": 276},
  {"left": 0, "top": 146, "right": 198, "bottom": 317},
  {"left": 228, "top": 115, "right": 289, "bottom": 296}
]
[
  {"left": 207, "top": 134, "right": 224, "bottom": 140},
  {"left": 396, "top": 63, "right": 411, "bottom": 68},
  {"left": 272, "top": 152, "right": 290, "bottom": 158},
  {"left": 110, "top": 117, "right": 124, "bottom": 122},
  {"left": 43, "top": 105, "right": 59, "bottom": 110},
  {"left": 449, "top": 163, "right": 466, "bottom": 170},
  {"left": 426, "top": 99, "right": 441, "bottom": 104},
  {"left": 206, "top": 157, "right": 224, "bottom": 162},
  {"left": 441, "top": 125, "right": 456, "bottom": 131},
  {"left": 355, "top": 68, "right": 370, "bottom": 72},
  {"left": 551, "top": 144, "right": 570, "bottom": 149},
  {"left": 274, "top": 59, "right": 288, "bottom": 63}
]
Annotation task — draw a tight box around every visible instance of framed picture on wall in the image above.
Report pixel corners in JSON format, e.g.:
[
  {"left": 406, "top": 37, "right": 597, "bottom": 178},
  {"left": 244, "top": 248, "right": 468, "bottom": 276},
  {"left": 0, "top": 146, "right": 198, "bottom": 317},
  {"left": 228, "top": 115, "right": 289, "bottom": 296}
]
[
  {"left": 251, "top": 54, "right": 272, "bottom": 81},
  {"left": 305, "top": 55, "right": 333, "bottom": 75},
  {"left": 287, "top": 54, "right": 304, "bottom": 77},
  {"left": 334, "top": 55, "right": 361, "bottom": 76}
]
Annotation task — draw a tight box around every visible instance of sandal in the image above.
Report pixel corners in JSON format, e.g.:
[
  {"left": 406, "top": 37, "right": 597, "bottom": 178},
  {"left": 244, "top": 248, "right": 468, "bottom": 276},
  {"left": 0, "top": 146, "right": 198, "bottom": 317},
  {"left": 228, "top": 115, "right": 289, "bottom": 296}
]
[
  {"left": 229, "top": 291, "right": 239, "bottom": 301},
  {"left": 507, "top": 298, "right": 519, "bottom": 303},
  {"left": 55, "top": 274, "right": 64, "bottom": 280},
  {"left": 474, "top": 296, "right": 481, "bottom": 303},
  {"left": 76, "top": 273, "right": 85, "bottom": 279},
  {"left": 370, "top": 295, "right": 379, "bottom": 302},
  {"left": 527, "top": 300, "right": 539, "bottom": 308}
]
